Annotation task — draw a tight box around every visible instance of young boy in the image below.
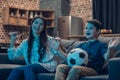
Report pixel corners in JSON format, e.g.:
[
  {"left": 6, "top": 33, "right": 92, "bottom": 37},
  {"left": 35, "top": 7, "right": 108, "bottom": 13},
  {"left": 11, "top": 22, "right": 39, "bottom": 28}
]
[{"left": 55, "top": 19, "right": 111, "bottom": 80}]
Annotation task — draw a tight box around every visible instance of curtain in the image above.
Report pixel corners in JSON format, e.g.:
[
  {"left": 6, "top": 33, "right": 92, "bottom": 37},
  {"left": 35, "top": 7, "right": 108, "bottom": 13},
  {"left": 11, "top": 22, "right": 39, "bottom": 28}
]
[{"left": 92, "top": 0, "right": 120, "bottom": 34}]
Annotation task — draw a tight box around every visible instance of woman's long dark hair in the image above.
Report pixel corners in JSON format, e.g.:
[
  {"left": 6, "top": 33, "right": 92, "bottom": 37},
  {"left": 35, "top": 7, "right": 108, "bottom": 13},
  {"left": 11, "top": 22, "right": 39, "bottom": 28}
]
[{"left": 27, "top": 17, "right": 48, "bottom": 64}]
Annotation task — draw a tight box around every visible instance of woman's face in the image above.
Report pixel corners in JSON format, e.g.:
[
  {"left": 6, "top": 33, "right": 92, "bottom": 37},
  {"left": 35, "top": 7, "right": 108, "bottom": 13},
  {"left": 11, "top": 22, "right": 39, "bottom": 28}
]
[
  {"left": 32, "top": 18, "right": 44, "bottom": 38},
  {"left": 84, "top": 23, "right": 98, "bottom": 39}
]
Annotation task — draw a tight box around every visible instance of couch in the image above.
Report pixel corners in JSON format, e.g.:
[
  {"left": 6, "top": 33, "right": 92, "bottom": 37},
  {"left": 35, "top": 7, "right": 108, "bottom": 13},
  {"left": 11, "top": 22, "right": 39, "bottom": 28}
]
[{"left": 0, "top": 36, "right": 120, "bottom": 80}]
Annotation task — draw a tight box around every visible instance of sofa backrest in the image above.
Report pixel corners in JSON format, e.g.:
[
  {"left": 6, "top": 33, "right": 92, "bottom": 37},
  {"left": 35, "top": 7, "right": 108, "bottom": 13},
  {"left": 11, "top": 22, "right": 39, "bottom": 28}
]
[
  {"left": 98, "top": 37, "right": 116, "bottom": 44},
  {"left": 0, "top": 53, "right": 26, "bottom": 65},
  {"left": 61, "top": 39, "right": 84, "bottom": 53},
  {"left": 61, "top": 36, "right": 120, "bottom": 56}
]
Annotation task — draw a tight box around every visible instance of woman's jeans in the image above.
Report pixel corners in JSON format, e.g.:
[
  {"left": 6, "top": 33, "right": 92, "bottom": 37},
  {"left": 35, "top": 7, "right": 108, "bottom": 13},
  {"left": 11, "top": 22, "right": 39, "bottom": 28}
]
[{"left": 7, "top": 64, "right": 53, "bottom": 80}]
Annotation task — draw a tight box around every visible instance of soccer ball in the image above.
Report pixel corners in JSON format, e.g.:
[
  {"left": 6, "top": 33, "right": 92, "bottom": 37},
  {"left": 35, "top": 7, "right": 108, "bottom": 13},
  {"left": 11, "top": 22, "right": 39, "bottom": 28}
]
[{"left": 67, "top": 48, "right": 88, "bottom": 67}]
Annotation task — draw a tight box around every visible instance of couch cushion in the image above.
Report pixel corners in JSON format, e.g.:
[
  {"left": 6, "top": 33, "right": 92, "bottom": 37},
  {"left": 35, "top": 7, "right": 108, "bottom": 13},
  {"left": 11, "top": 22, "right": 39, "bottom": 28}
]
[
  {"left": 37, "top": 73, "right": 108, "bottom": 80},
  {"left": 37, "top": 73, "right": 55, "bottom": 80},
  {"left": 98, "top": 37, "right": 114, "bottom": 44},
  {"left": 0, "top": 53, "right": 10, "bottom": 64},
  {"left": 108, "top": 58, "right": 120, "bottom": 80},
  {"left": 61, "top": 39, "right": 85, "bottom": 53},
  {"left": 0, "top": 64, "right": 22, "bottom": 80},
  {"left": 0, "top": 53, "right": 26, "bottom": 65},
  {"left": 9, "top": 56, "right": 26, "bottom": 65},
  {"left": 80, "top": 75, "right": 108, "bottom": 80}
]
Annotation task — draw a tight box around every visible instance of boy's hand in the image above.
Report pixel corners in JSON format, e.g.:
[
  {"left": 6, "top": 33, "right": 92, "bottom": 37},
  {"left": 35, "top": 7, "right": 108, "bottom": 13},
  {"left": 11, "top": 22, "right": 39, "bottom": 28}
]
[{"left": 108, "top": 38, "right": 120, "bottom": 50}]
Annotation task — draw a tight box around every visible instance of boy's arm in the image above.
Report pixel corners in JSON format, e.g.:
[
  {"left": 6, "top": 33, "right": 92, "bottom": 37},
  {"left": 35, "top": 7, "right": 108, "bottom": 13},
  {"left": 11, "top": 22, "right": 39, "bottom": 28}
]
[{"left": 104, "top": 38, "right": 120, "bottom": 60}]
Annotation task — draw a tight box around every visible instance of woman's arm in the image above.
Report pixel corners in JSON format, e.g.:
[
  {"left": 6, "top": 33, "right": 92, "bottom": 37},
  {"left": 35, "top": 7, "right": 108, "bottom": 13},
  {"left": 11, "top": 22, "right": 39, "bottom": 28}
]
[
  {"left": 56, "top": 44, "right": 67, "bottom": 62},
  {"left": 9, "top": 32, "right": 18, "bottom": 48},
  {"left": 8, "top": 33, "right": 25, "bottom": 60},
  {"left": 49, "top": 36, "right": 67, "bottom": 62}
]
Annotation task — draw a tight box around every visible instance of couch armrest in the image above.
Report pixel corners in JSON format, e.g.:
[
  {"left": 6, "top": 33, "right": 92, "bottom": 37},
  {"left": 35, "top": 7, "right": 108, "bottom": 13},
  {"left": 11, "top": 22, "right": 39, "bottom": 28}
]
[
  {"left": 0, "top": 53, "right": 25, "bottom": 65},
  {"left": 108, "top": 57, "right": 120, "bottom": 80},
  {"left": 9, "top": 56, "right": 26, "bottom": 65},
  {"left": 0, "top": 53, "right": 10, "bottom": 64}
]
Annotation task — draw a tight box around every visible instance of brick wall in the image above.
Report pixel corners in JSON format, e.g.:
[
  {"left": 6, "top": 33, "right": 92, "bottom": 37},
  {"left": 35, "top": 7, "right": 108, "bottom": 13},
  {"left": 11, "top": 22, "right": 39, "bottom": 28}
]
[
  {"left": 0, "top": 0, "right": 39, "bottom": 10},
  {"left": 0, "top": 0, "right": 39, "bottom": 43},
  {"left": 0, "top": 0, "right": 92, "bottom": 44},
  {"left": 70, "top": 0, "right": 92, "bottom": 26}
]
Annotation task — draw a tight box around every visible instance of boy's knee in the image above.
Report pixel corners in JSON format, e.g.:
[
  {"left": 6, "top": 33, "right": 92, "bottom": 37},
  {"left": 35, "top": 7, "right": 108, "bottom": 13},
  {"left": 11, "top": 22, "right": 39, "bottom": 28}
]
[
  {"left": 72, "top": 66, "right": 81, "bottom": 69},
  {"left": 70, "top": 66, "right": 81, "bottom": 73},
  {"left": 56, "top": 64, "right": 69, "bottom": 73}
]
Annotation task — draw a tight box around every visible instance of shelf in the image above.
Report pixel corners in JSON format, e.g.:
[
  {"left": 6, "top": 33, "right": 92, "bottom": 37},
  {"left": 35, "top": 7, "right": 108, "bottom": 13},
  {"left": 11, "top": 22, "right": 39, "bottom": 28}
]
[
  {"left": 19, "top": 17, "right": 28, "bottom": 19},
  {"left": 3, "top": 24, "right": 28, "bottom": 28},
  {"left": 28, "top": 10, "right": 55, "bottom": 28},
  {"left": 19, "top": 9, "right": 28, "bottom": 18},
  {"left": 9, "top": 7, "right": 18, "bottom": 17},
  {"left": 9, "top": 15, "right": 18, "bottom": 18},
  {"left": 18, "top": 17, "right": 28, "bottom": 26},
  {"left": 8, "top": 17, "right": 18, "bottom": 25},
  {"left": 3, "top": 6, "right": 28, "bottom": 26},
  {"left": 2, "top": 7, "right": 55, "bottom": 28}
]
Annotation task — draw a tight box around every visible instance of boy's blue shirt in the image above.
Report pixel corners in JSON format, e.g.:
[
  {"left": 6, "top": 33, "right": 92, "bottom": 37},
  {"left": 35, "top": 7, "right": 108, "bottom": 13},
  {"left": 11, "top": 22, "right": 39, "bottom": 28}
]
[{"left": 76, "top": 40, "right": 108, "bottom": 74}]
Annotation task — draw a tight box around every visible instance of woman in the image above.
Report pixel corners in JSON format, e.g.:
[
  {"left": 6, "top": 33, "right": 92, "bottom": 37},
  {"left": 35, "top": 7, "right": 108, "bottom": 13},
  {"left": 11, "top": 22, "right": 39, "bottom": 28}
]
[
  {"left": 55, "top": 19, "right": 118, "bottom": 80},
  {"left": 7, "top": 17, "right": 67, "bottom": 80}
]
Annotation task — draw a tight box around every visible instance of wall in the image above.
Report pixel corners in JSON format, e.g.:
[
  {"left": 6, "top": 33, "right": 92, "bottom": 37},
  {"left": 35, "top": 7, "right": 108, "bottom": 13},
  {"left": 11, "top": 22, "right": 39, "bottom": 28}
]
[
  {"left": 0, "top": 0, "right": 92, "bottom": 44},
  {"left": 0, "top": 0, "right": 39, "bottom": 43},
  {"left": 70, "top": 0, "right": 92, "bottom": 26},
  {"left": 40, "top": 0, "right": 92, "bottom": 35},
  {"left": 40, "top": 0, "right": 70, "bottom": 36}
]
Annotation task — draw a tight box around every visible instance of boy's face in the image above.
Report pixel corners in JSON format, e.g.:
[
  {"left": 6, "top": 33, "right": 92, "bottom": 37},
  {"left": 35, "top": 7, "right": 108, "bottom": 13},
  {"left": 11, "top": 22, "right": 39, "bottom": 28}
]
[{"left": 84, "top": 23, "right": 99, "bottom": 39}]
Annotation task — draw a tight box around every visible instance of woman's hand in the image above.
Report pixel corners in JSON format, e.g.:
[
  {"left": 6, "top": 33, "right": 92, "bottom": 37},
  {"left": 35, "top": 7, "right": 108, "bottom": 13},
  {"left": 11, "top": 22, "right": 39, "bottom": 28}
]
[
  {"left": 51, "top": 37, "right": 61, "bottom": 55},
  {"left": 51, "top": 37, "right": 61, "bottom": 50},
  {"left": 9, "top": 32, "right": 22, "bottom": 48},
  {"left": 9, "top": 32, "right": 18, "bottom": 40},
  {"left": 51, "top": 48, "right": 58, "bottom": 55}
]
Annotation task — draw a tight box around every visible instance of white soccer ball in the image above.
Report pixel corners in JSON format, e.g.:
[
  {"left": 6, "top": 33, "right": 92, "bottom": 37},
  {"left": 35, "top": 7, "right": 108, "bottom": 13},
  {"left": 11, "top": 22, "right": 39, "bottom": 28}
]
[{"left": 67, "top": 48, "right": 88, "bottom": 67}]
